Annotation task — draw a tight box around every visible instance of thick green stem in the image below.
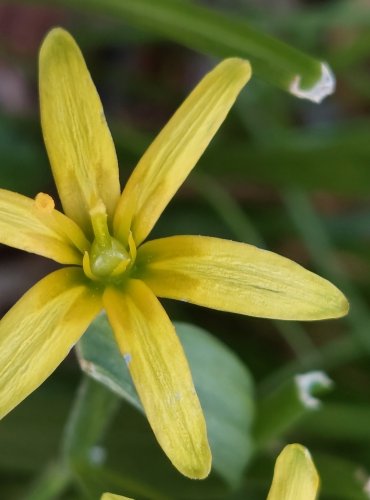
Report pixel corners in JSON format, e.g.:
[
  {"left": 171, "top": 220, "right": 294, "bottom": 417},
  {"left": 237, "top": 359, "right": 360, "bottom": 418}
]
[{"left": 62, "top": 376, "right": 120, "bottom": 466}]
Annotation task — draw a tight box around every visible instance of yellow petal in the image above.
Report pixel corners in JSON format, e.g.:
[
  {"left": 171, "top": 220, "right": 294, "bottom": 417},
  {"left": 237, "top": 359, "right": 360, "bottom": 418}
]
[
  {"left": 136, "top": 235, "right": 349, "bottom": 321},
  {"left": 103, "top": 280, "right": 211, "bottom": 479},
  {"left": 0, "top": 189, "right": 89, "bottom": 264},
  {"left": 267, "top": 444, "right": 320, "bottom": 500},
  {"left": 39, "top": 28, "right": 120, "bottom": 233},
  {"left": 0, "top": 267, "right": 102, "bottom": 419},
  {"left": 113, "top": 58, "right": 251, "bottom": 246},
  {"left": 101, "top": 494, "right": 133, "bottom": 500}
]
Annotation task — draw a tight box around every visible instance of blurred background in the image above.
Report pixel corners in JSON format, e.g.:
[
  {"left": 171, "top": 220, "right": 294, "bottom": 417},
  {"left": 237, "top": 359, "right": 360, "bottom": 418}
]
[{"left": 0, "top": 0, "right": 369, "bottom": 498}]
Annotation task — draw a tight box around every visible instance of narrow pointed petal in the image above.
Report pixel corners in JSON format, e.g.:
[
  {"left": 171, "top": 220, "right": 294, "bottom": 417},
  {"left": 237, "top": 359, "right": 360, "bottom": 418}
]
[
  {"left": 0, "top": 268, "right": 102, "bottom": 419},
  {"left": 267, "top": 444, "right": 319, "bottom": 500},
  {"left": 114, "top": 58, "right": 251, "bottom": 246},
  {"left": 0, "top": 189, "right": 89, "bottom": 264},
  {"left": 136, "top": 236, "right": 349, "bottom": 321},
  {"left": 39, "top": 28, "right": 120, "bottom": 233},
  {"left": 103, "top": 280, "right": 211, "bottom": 479}
]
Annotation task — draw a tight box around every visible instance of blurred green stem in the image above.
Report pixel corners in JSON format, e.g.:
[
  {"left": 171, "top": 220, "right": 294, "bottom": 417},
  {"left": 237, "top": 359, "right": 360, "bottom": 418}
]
[
  {"left": 22, "top": 462, "right": 71, "bottom": 500},
  {"left": 61, "top": 376, "right": 167, "bottom": 499},
  {"left": 62, "top": 376, "right": 120, "bottom": 466}
]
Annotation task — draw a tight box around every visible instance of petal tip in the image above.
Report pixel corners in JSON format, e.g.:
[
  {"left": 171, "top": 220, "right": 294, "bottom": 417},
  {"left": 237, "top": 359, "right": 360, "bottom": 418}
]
[
  {"left": 221, "top": 57, "right": 252, "bottom": 84},
  {"left": 39, "top": 27, "right": 78, "bottom": 65},
  {"left": 328, "top": 286, "right": 349, "bottom": 319},
  {"left": 42, "top": 26, "right": 72, "bottom": 45},
  {"left": 180, "top": 448, "right": 212, "bottom": 480}
]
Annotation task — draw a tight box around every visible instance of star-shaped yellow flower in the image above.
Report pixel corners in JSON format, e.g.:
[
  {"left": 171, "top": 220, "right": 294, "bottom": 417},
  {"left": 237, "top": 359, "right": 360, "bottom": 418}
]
[{"left": 0, "top": 28, "right": 348, "bottom": 479}]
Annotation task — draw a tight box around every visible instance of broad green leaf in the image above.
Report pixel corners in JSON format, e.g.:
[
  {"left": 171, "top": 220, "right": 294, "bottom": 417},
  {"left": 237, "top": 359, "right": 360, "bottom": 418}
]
[
  {"left": 77, "top": 315, "right": 254, "bottom": 487},
  {"left": 254, "top": 371, "right": 333, "bottom": 448}
]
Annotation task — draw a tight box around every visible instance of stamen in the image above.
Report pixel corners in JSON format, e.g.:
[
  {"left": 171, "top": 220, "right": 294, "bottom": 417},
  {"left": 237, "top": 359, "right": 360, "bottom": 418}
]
[
  {"left": 82, "top": 252, "right": 98, "bottom": 281},
  {"left": 128, "top": 231, "right": 137, "bottom": 263},
  {"left": 110, "top": 258, "right": 130, "bottom": 277},
  {"left": 35, "top": 192, "right": 55, "bottom": 213}
]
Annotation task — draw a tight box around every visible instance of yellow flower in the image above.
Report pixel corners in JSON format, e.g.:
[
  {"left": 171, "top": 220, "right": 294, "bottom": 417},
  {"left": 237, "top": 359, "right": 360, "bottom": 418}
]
[
  {"left": 267, "top": 444, "right": 320, "bottom": 500},
  {"left": 0, "top": 28, "right": 348, "bottom": 479}
]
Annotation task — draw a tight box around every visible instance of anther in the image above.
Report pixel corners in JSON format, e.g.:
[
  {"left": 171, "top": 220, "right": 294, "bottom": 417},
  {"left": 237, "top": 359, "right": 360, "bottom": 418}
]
[{"left": 35, "top": 192, "right": 55, "bottom": 213}]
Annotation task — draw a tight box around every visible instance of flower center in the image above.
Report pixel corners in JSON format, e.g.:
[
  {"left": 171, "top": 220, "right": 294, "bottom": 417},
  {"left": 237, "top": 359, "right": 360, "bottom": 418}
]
[{"left": 83, "top": 199, "right": 136, "bottom": 282}]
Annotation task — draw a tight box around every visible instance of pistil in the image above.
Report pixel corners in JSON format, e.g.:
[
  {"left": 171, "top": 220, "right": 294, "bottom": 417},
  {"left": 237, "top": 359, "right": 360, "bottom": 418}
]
[{"left": 85, "top": 199, "right": 132, "bottom": 279}]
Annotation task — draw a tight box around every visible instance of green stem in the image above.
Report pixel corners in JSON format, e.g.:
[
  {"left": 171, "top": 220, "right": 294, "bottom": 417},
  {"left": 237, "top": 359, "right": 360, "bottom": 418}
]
[
  {"left": 62, "top": 376, "right": 120, "bottom": 466},
  {"left": 22, "top": 462, "right": 72, "bottom": 500},
  {"left": 253, "top": 371, "right": 333, "bottom": 449}
]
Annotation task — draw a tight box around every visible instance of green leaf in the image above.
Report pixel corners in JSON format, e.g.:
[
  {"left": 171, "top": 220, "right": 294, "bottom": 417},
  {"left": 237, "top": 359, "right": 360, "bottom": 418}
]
[
  {"left": 77, "top": 315, "right": 254, "bottom": 487},
  {"left": 253, "top": 371, "right": 333, "bottom": 448},
  {"left": 21, "top": 0, "right": 332, "bottom": 100}
]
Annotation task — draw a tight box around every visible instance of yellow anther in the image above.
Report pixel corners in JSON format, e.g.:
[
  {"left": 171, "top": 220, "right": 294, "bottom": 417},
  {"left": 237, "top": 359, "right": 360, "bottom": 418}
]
[
  {"left": 82, "top": 252, "right": 98, "bottom": 281},
  {"left": 128, "top": 231, "right": 137, "bottom": 263},
  {"left": 35, "top": 192, "right": 55, "bottom": 213},
  {"left": 110, "top": 258, "right": 130, "bottom": 277}
]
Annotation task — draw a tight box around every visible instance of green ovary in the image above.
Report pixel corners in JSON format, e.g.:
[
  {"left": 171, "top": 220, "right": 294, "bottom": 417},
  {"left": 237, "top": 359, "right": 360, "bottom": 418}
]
[
  {"left": 89, "top": 236, "right": 131, "bottom": 278},
  {"left": 83, "top": 198, "right": 136, "bottom": 281}
]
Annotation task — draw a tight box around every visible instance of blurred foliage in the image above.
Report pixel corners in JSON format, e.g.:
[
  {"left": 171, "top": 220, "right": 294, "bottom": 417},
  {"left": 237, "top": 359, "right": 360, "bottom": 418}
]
[{"left": 0, "top": 0, "right": 369, "bottom": 499}]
